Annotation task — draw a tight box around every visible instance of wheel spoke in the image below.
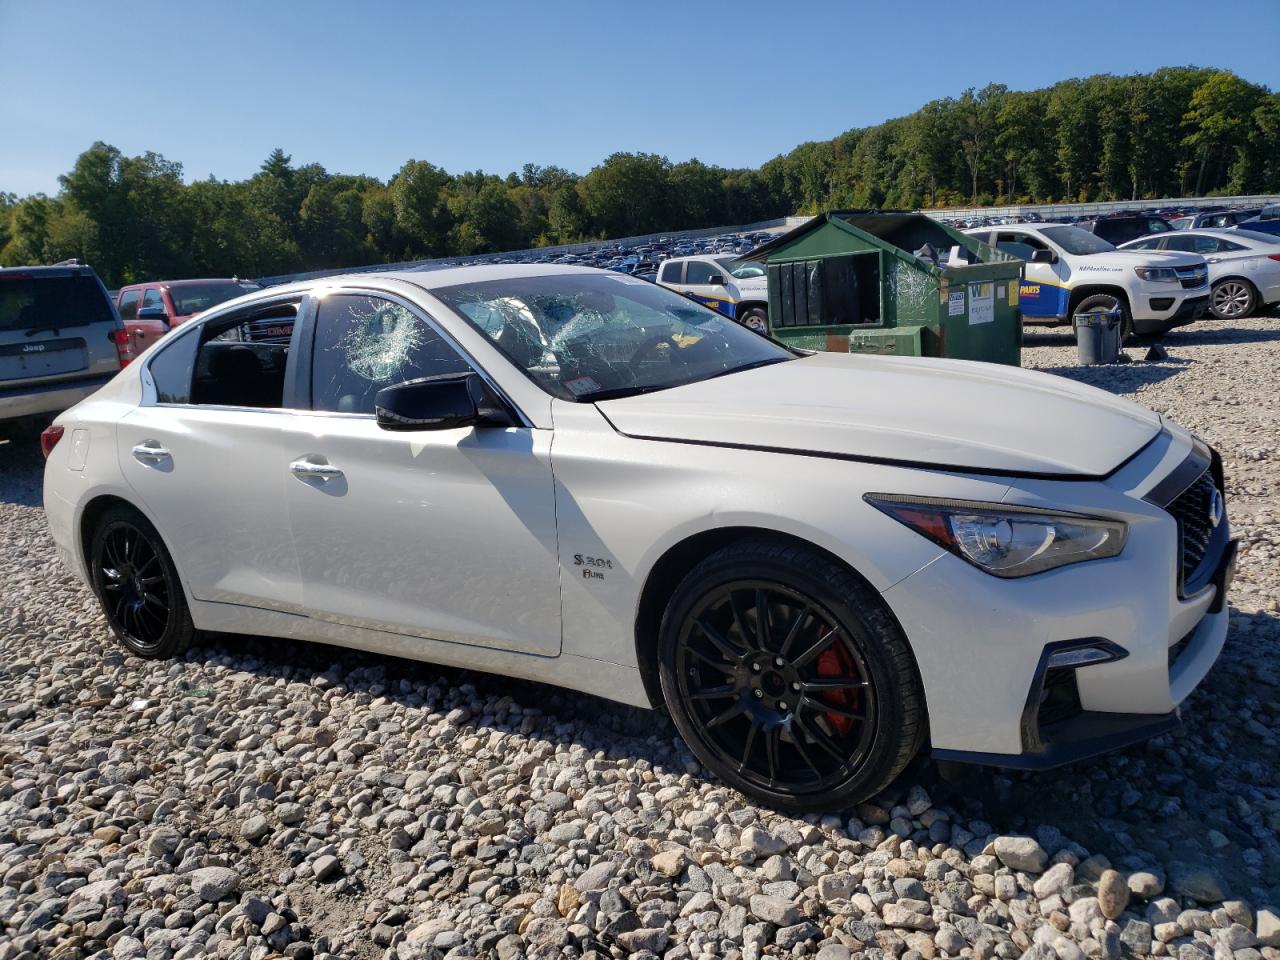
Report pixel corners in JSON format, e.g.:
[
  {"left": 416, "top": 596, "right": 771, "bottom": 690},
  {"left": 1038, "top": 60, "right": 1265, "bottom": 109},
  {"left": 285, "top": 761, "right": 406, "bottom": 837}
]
[
  {"left": 786, "top": 722, "right": 823, "bottom": 779},
  {"left": 687, "top": 683, "right": 736, "bottom": 702},
  {"left": 754, "top": 589, "right": 772, "bottom": 650},
  {"left": 695, "top": 617, "right": 748, "bottom": 663},
  {"left": 794, "top": 713, "right": 851, "bottom": 765},
  {"left": 705, "top": 699, "right": 747, "bottom": 729},
  {"left": 802, "top": 677, "right": 869, "bottom": 693},
  {"left": 142, "top": 592, "right": 167, "bottom": 610},
  {"left": 764, "top": 726, "right": 780, "bottom": 785},
  {"left": 105, "top": 535, "right": 127, "bottom": 570},
  {"left": 738, "top": 720, "right": 760, "bottom": 772},
  {"left": 777, "top": 606, "right": 811, "bottom": 658},
  {"left": 800, "top": 694, "right": 867, "bottom": 721},
  {"left": 791, "top": 626, "right": 839, "bottom": 669},
  {"left": 686, "top": 646, "right": 736, "bottom": 675},
  {"left": 728, "top": 592, "right": 752, "bottom": 650}
]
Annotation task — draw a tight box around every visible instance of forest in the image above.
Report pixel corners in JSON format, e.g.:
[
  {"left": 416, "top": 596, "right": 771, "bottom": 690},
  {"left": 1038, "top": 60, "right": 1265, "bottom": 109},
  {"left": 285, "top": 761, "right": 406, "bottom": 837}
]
[{"left": 2, "top": 67, "right": 1278, "bottom": 287}]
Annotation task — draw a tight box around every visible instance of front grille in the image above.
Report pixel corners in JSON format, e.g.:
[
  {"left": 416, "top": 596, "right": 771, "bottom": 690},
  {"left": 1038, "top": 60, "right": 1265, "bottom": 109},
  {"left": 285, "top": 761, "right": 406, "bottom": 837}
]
[
  {"left": 1177, "top": 266, "right": 1208, "bottom": 289},
  {"left": 1166, "top": 470, "right": 1218, "bottom": 585},
  {"left": 241, "top": 318, "right": 294, "bottom": 344}
]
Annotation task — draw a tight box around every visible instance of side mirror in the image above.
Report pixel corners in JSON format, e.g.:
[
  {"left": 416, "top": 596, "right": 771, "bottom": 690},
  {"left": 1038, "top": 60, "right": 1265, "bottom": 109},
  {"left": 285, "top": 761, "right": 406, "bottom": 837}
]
[
  {"left": 706, "top": 274, "right": 726, "bottom": 286},
  {"left": 1031, "top": 249, "right": 1057, "bottom": 264},
  {"left": 375, "top": 372, "right": 512, "bottom": 432},
  {"left": 137, "top": 305, "right": 170, "bottom": 328}
]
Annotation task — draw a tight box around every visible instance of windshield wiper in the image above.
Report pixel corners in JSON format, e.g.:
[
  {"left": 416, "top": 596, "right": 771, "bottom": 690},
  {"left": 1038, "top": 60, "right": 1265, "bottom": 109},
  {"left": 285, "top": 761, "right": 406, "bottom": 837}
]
[
  {"left": 576, "top": 384, "right": 674, "bottom": 403},
  {"left": 701, "top": 357, "right": 792, "bottom": 382},
  {"left": 24, "top": 323, "right": 62, "bottom": 337}
]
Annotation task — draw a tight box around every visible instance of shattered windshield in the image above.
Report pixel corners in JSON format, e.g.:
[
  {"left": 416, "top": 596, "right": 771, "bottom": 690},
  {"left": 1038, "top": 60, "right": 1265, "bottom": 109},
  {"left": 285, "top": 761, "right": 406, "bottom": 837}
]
[{"left": 433, "top": 272, "right": 793, "bottom": 402}]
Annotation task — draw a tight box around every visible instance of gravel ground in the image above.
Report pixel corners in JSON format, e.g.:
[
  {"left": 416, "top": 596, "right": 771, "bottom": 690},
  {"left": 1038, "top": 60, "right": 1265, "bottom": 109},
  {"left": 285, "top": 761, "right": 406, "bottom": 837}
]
[{"left": 1, "top": 313, "right": 1278, "bottom": 960}]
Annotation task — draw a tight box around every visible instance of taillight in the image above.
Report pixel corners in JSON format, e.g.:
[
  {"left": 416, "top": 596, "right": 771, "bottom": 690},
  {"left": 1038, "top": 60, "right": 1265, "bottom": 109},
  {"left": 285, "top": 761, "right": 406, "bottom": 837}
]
[
  {"left": 111, "top": 328, "right": 134, "bottom": 367},
  {"left": 40, "top": 424, "right": 65, "bottom": 459},
  {"left": 1269, "top": 254, "right": 1280, "bottom": 262}
]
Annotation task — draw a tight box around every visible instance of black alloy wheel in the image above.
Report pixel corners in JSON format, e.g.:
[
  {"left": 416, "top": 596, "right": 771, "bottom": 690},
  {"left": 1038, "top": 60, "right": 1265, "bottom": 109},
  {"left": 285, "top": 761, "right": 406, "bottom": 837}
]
[
  {"left": 91, "top": 505, "right": 195, "bottom": 658},
  {"left": 659, "top": 538, "right": 925, "bottom": 812}
]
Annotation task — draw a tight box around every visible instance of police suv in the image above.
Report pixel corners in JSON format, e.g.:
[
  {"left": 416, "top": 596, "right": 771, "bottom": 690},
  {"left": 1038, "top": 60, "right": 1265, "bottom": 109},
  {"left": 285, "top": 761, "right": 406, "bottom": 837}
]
[{"left": 965, "top": 223, "right": 1210, "bottom": 338}]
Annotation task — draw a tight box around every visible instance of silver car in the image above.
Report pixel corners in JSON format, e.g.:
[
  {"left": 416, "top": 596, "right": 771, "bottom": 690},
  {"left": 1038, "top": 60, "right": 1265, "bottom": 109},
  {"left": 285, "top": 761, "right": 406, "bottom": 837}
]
[{"left": 0, "top": 263, "right": 129, "bottom": 435}]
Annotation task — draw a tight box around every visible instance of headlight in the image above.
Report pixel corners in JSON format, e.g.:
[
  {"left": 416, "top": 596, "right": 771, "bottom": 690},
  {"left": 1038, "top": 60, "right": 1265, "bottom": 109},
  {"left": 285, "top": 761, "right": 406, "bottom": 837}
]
[
  {"left": 1134, "top": 266, "right": 1179, "bottom": 282},
  {"left": 864, "top": 495, "right": 1127, "bottom": 578}
]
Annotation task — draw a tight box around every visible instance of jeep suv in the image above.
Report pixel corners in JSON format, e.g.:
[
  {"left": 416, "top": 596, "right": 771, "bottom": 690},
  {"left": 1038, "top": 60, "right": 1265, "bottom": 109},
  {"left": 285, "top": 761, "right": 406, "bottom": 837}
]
[{"left": 0, "top": 263, "right": 130, "bottom": 436}]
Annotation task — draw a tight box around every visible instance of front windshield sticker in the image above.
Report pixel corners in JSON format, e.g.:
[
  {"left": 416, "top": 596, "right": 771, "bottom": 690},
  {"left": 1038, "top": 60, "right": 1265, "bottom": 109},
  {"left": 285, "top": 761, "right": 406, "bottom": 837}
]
[
  {"left": 337, "top": 300, "right": 424, "bottom": 381},
  {"left": 563, "top": 376, "right": 602, "bottom": 396}
]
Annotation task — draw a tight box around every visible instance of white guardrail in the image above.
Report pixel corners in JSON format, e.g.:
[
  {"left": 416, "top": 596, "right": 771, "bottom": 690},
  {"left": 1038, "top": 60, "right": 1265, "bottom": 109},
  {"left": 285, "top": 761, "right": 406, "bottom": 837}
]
[{"left": 919, "top": 194, "right": 1280, "bottom": 221}]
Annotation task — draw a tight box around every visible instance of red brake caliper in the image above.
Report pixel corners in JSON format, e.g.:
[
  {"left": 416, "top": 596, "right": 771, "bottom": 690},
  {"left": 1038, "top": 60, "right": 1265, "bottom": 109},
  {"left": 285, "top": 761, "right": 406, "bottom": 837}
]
[{"left": 815, "top": 644, "right": 860, "bottom": 735}]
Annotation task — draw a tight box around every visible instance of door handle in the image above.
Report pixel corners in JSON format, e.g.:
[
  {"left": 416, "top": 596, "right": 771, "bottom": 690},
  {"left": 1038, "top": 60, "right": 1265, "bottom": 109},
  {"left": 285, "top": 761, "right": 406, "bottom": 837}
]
[
  {"left": 132, "top": 441, "right": 171, "bottom": 464},
  {"left": 290, "top": 459, "right": 343, "bottom": 481}
]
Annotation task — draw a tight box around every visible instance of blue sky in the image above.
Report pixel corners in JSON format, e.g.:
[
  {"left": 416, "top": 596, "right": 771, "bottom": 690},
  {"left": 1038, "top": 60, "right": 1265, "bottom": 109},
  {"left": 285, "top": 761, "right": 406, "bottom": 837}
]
[{"left": 2, "top": 0, "right": 1278, "bottom": 197}]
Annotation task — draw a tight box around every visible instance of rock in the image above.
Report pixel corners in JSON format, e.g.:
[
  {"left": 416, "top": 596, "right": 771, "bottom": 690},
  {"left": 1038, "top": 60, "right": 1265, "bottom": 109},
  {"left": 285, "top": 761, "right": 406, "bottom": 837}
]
[
  {"left": 651, "top": 847, "right": 688, "bottom": 877},
  {"left": 1034, "top": 863, "right": 1075, "bottom": 899},
  {"left": 750, "top": 894, "right": 801, "bottom": 927},
  {"left": 147, "top": 827, "right": 182, "bottom": 857},
  {"left": 817, "top": 945, "right": 853, "bottom": 960},
  {"left": 312, "top": 855, "right": 342, "bottom": 881},
  {"left": 884, "top": 900, "right": 937, "bottom": 931},
  {"left": 820, "top": 872, "right": 858, "bottom": 900},
  {"left": 740, "top": 826, "right": 788, "bottom": 857},
  {"left": 1170, "top": 865, "right": 1226, "bottom": 903},
  {"left": 994, "top": 836, "right": 1049, "bottom": 874},
  {"left": 1257, "top": 910, "right": 1280, "bottom": 948},
  {"left": 937, "top": 924, "right": 967, "bottom": 954},
  {"left": 1129, "top": 871, "right": 1165, "bottom": 900},
  {"left": 1097, "top": 870, "right": 1129, "bottom": 920},
  {"left": 241, "top": 814, "right": 271, "bottom": 842},
  {"left": 574, "top": 860, "right": 619, "bottom": 892},
  {"left": 616, "top": 927, "right": 669, "bottom": 953},
  {"left": 557, "top": 884, "right": 580, "bottom": 917},
  {"left": 189, "top": 866, "right": 240, "bottom": 902},
  {"left": 776, "top": 921, "right": 823, "bottom": 948},
  {"left": 1121, "top": 920, "right": 1154, "bottom": 956},
  {"left": 276, "top": 802, "right": 305, "bottom": 825}
]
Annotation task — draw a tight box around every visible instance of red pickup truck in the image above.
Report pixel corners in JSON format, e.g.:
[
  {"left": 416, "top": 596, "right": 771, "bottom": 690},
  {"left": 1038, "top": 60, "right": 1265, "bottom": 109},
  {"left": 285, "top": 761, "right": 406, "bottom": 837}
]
[{"left": 116, "top": 278, "right": 260, "bottom": 354}]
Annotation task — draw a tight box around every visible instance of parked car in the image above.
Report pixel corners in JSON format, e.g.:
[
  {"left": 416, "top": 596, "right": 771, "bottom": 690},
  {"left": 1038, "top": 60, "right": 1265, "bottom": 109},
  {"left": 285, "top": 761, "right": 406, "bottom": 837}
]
[
  {"left": 1077, "top": 215, "right": 1173, "bottom": 246},
  {"left": 43, "top": 265, "right": 1234, "bottom": 811},
  {"left": 1, "top": 262, "right": 131, "bottom": 435},
  {"left": 656, "top": 255, "right": 770, "bottom": 332},
  {"left": 1169, "top": 208, "right": 1262, "bottom": 231},
  {"left": 116, "top": 278, "right": 260, "bottom": 355},
  {"left": 964, "top": 224, "right": 1209, "bottom": 338},
  {"left": 1238, "top": 204, "right": 1280, "bottom": 238},
  {"left": 1120, "top": 228, "right": 1280, "bottom": 319}
]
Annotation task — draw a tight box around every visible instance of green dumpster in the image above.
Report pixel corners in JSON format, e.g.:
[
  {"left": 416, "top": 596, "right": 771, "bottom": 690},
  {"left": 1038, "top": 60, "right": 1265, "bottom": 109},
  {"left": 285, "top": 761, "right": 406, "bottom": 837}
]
[{"left": 744, "top": 212, "right": 1024, "bottom": 365}]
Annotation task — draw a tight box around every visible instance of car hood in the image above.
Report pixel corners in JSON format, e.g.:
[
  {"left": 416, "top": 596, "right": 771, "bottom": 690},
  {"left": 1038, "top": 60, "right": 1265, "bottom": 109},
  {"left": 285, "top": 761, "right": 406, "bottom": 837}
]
[
  {"left": 1083, "top": 249, "right": 1203, "bottom": 268},
  {"left": 597, "top": 352, "right": 1162, "bottom": 478}
]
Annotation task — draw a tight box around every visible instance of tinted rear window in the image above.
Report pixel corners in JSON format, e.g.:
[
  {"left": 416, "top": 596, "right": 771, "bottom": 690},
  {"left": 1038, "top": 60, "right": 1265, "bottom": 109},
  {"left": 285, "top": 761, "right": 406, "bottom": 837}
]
[
  {"left": 168, "top": 282, "right": 259, "bottom": 316},
  {"left": 0, "top": 275, "right": 114, "bottom": 333}
]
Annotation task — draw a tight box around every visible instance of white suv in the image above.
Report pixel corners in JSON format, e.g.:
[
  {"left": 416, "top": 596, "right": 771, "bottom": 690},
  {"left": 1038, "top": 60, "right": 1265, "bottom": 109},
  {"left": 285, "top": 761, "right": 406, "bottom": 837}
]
[
  {"left": 965, "top": 223, "right": 1210, "bottom": 338},
  {"left": 657, "top": 255, "right": 770, "bottom": 333}
]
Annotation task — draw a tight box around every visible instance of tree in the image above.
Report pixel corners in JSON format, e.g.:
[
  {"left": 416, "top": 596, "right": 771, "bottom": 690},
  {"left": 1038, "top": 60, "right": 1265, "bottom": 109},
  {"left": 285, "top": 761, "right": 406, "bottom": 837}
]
[{"left": 389, "top": 159, "right": 451, "bottom": 257}]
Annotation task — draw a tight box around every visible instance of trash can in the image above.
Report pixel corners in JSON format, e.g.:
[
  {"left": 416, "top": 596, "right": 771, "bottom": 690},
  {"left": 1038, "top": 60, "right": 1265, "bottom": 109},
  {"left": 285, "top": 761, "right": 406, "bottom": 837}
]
[
  {"left": 741, "top": 212, "right": 1024, "bottom": 366},
  {"left": 1075, "top": 308, "right": 1121, "bottom": 365}
]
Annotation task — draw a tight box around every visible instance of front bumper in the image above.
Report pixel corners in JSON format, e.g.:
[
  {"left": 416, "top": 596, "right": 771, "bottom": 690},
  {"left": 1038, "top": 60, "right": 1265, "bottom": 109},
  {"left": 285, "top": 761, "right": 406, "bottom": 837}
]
[
  {"left": 883, "top": 427, "right": 1232, "bottom": 764},
  {"left": 1134, "top": 293, "right": 1209, "bottom": 334}
]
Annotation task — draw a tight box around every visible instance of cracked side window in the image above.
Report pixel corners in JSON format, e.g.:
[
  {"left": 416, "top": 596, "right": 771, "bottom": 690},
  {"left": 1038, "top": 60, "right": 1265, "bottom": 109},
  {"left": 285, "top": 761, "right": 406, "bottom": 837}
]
[{"left": 311, "top": 295, "right": 469, "bottom": 414}]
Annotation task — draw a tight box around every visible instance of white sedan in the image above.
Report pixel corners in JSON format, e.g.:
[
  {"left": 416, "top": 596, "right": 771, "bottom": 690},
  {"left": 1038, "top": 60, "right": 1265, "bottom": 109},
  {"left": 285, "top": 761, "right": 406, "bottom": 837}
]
[
  {"left": 42, "top": 266, "right": 1235, "bottom": 811},
  {"left": 1121, "top": 228, "right": 1280, "bottom": 319}
]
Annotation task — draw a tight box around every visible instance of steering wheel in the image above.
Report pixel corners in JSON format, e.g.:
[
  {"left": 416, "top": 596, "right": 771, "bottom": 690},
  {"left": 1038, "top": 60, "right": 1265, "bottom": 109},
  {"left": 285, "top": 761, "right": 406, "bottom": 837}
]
[{"left": 630, "top": 333, "right": 682, "bottom": 369}]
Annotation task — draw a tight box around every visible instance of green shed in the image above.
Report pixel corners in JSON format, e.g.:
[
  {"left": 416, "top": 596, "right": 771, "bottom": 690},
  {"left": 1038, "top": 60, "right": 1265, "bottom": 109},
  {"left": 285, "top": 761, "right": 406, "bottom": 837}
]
[{"left": 744, "top": 212, "right": 1024, "bottom": 366}]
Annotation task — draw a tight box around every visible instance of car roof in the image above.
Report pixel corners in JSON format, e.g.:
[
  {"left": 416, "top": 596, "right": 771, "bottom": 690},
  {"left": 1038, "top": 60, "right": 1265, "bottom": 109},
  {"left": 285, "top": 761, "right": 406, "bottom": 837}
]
[
  {"left": 0, "top": 264, "right": 102, "bottom": 278},
  {"left": 118, "top": 277, "right": 256, "bottom": 290}
]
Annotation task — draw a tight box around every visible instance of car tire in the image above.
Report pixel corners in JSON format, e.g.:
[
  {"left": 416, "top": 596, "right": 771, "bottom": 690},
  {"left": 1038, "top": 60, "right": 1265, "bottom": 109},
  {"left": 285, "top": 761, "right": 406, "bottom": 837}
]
[
  {"left": 657, "top": 537, "right": 925, "bottom": 812},
  {"left": 1073, "top": 293, "right": 1134, "bottom": 343},
  {"left": 1210, "top": 278, "right": 1258, "bottom": 320},
  {"left": 739, "top": 307, "right": 770, "bottom": 335},
  {"left": 90, "top": 504, "right": 196, "bottom": 659}
]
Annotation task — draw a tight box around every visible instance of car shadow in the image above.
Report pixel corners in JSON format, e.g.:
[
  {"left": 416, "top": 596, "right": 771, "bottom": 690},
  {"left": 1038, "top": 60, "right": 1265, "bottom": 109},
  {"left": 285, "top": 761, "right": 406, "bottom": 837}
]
[
  {"left": 188, "top": 602, "right": 1280, "bottom": 905},
  {"left": 1028, "top": 357, "right": 1190, "bottom": 395},
  {"left": 0, "top": 439, "right": 46, "bottom": 507}
]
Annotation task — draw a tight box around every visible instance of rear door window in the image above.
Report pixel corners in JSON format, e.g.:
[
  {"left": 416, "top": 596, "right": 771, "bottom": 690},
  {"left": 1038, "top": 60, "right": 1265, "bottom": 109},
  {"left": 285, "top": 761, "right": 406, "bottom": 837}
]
[
  {"left": 119, "top": 290, "right": 141, "bottom": 322},
  {"left": 0, "top": 274, "right": 114, "bottom": 333},
  {"left": 310, "top": 294, "right": 470, "bottom": 414},
  {"left": 684, "top": 261, "right": 716, "bottom": 284},
  {"left": 659, "top": 261, "right": 683, "bottom": 285}
]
